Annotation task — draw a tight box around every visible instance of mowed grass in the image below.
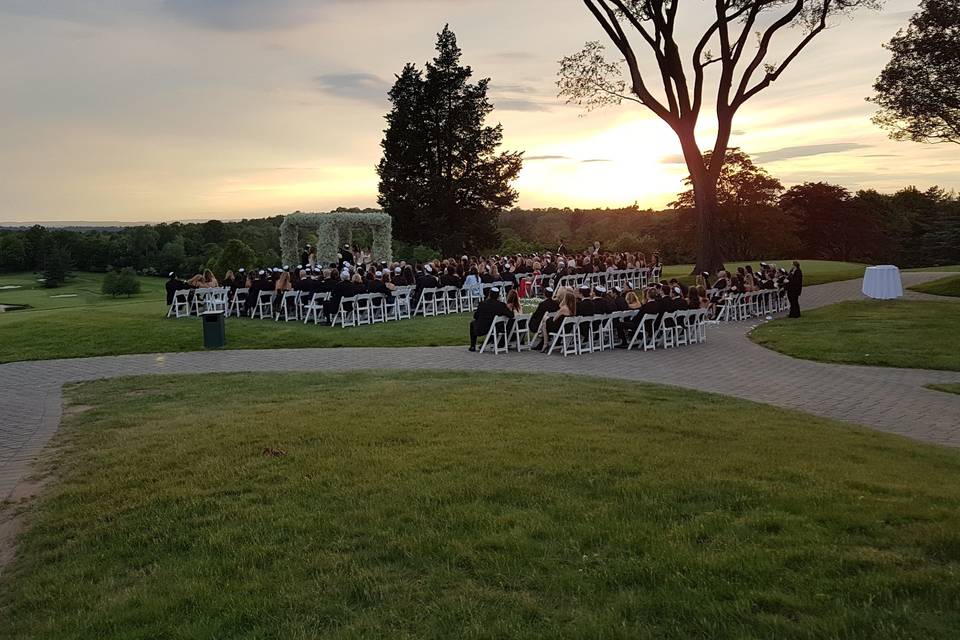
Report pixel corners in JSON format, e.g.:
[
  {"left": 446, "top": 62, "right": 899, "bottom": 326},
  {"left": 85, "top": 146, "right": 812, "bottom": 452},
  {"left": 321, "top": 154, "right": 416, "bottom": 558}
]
[
  {"left": 906, "top": 265, "right": 960, "bottom": 273},
  {"left": 0, "top": 272, "right": 467, "bottom": 363},
  {"left": 908, "top": 274, "right": 960, "bottom": 298},
  {"left": 751, "top": 300, "right": 960, "bottom": 371},
  {"left": 928, "top": 384, "right": 960, "bottom": 396},
  {"left": 0, "top": 262, "right": 865, "bottom": 363},
  {"left": 3, "top": 372, "right": 960, "bottom": 639}
]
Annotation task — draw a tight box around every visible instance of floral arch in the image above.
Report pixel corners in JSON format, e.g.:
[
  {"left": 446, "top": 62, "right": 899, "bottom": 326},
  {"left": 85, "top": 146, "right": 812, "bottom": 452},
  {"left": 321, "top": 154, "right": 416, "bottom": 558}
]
[{"left": 279, "top": 211, "right": 393, "bottom": 267}]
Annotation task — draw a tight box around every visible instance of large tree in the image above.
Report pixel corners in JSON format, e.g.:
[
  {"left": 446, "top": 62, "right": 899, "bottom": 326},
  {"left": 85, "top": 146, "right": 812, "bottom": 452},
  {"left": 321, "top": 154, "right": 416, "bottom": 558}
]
[
  {"left": 378, "top": 26, "right": 523, "bottom": 255},
  {"left": 780, "top": 182, "right": 883, "bottom": 261},
  {"left": 673, "top": 148, "right": 796, "bottom": 260},
  {"left": 559, "top": 0, "right": 876, "bottom": 274},
  {"left": 870, "top": 0, "right": 960, "bottom": 144}
]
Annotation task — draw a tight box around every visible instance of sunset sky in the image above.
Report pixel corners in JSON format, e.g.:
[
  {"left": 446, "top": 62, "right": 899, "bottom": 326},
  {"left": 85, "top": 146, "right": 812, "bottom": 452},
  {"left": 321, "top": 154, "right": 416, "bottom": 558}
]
[{"left": 1, "top": 0, "right": 955, "bottom": 223}]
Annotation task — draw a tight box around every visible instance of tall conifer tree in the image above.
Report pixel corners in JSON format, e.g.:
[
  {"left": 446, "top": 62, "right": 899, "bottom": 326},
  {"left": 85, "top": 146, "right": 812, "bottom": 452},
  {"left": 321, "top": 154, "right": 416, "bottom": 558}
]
[{"left": 377, "top": 26, "right": 523, "bottom": 254}]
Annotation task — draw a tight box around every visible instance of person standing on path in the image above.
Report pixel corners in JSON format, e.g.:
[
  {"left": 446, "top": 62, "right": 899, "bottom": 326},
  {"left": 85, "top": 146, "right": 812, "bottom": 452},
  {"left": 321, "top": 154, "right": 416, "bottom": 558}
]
[{"left": 788, "top": 260, "right": 804, "bottom": 318}]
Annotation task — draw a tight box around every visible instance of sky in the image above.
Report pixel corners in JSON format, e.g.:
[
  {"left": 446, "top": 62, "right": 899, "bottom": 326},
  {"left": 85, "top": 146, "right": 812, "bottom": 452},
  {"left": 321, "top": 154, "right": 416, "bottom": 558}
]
[{"left": 0, "top": 0, "right": 955, "bottom": 224}]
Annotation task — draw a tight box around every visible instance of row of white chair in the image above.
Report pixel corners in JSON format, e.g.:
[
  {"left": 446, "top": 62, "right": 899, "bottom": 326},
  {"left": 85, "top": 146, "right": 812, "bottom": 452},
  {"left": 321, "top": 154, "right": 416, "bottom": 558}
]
[
  {"left": 478, "top": 308, "right": 710, "bottom": 357},
  {"left": 414, "top": 281, "right": 515, "bottom": 317},
  {"left": 323, "top": 288, "right": 416, "bottom": 327},
  {"left": 712, "top": 289, "right": 787, "bottom": 322}
]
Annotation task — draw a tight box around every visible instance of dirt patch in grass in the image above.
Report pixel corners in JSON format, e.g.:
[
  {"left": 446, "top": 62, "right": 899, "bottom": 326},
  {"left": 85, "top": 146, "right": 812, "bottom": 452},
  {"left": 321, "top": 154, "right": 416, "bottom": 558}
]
[{"left": 0, "top": 473, "right": 54, "bottom": 579}]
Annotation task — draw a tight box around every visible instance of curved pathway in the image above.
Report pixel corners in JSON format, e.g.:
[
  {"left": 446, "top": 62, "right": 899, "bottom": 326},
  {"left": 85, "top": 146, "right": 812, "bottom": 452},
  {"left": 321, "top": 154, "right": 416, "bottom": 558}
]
[{"left": 2, "top": 272, "right": 959, "bottom": 500}]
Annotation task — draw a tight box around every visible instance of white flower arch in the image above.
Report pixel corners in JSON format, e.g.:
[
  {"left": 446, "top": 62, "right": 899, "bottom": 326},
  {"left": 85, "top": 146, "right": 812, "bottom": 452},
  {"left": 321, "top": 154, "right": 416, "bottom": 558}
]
[{"left": 280, "top": 211, "right": 393, "bottom": 266}]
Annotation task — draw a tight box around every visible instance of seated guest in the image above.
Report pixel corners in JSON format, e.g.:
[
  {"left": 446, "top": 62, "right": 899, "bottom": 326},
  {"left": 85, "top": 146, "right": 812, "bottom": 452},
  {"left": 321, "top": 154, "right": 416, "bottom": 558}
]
[
  {"left": 197, "top": 269, "right": 218, "bottom": 288},
  {"left": 165, "top": 272, "right": 189, "bottom": 305},
  {"left": 577, "top": 284, "right": 595, "bottom": 317},
  {"left": 592, "top": 286, "right": 612, "bottom": 315},
  {"left": 538, "top": 289, "right": 577, "bottom": 351},
  {"left": 669, "top": 286, "right": 688, "bottom": 311},
  {"left": 440, "top": 266, "right": 462, "bottom": 289},
  {"left": 506, "top": 289, "right": 523, "bottom": 315},
  {"left": 668, "top": 278, "right": 688, "bottom": 297},
  {"left": 368, "top": 271, "right": 392, "bottom": 298},
  {"left": 468, "top": 288, "right": 514, "bottom": 352},
  {"left": 273, "top": 271, "right": 293, "bottom": 311},
  {"left": 529, "top": 286, "right": 559, "bottom": 336},
  {"left": 323, "top": 271, "right": 356, "bottom": 319},
  {"left": 612, "top": 286, "right": 630, "bottom": 311}
]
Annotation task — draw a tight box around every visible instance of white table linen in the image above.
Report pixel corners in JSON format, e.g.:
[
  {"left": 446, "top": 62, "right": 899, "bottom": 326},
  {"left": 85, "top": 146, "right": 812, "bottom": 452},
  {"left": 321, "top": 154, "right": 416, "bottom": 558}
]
[{"left": 862, "top": 265, "right": 903, "bottom": 300}]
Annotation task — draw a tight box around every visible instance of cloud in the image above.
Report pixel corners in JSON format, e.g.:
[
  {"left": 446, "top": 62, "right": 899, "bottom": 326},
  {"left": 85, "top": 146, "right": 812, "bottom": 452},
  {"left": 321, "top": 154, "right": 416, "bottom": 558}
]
[
  {"left": 581, "top": 158, "right": 611, "bottom": 164},
  {"left": 492, "top": 82, "right": 540, "bottom": 95},
  {"left": 315, "top": 72, "right": 390, "bottom": 106},
  {"left": 525, "top": 155, "right": 570, "bottom": 161},
  {"left": 753, "top": 143, "right": 872, "bottom": 163},
  {"left": 496, "top": 99, "right": 551, "bottom": 112}
]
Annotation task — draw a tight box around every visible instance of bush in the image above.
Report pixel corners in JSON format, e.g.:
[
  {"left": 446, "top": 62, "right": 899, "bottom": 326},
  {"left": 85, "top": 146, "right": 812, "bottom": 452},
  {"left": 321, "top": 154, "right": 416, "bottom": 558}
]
[{"left": 102, "top": 269, "right": 141, "bottom": 297}]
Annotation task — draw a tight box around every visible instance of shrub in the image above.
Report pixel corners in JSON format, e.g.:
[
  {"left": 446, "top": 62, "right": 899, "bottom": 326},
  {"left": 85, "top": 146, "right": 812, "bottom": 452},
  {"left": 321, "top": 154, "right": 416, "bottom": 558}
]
[{"left": 102, "top": 269, "right": 141, "bottom": 297}]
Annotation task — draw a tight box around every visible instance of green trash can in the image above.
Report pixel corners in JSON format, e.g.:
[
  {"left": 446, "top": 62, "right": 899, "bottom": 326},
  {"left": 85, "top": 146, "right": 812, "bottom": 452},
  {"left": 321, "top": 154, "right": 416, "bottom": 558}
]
[{"left": 202, "top": 311, "right": 226, "bottom": 349}]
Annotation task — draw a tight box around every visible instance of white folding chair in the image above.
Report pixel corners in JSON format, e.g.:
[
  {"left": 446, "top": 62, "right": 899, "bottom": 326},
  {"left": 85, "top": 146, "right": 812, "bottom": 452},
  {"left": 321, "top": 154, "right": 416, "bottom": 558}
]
[
  {"left": 302, "top": 293, "right": 325, "bottom": 325},
  {"left": 626, "top": 313, "right": 657, "bottom": 351},
  {"left": 332, "top": 296, "right": 357, "bottom": 328},
  {"left": 414, "top": 288, "right": 438, "bottom": 317},
  {"left": 547, "top": 316, "right": 581, "bottom": 357},
  {"left": 252, "top": 291, "right": 275, "bottom": 320},
  {"left": 166, "top": 289, "right": 192, "bottom": 318},
  {"left": 511, "top": 314, "right": 532, "bottom": 352},
  {"left": 275, "top": 291, "right": 300, "bottom": 322},
  {"left": 478, "top": 316, "right": 510, "bottom": 354},
  {"left": 228, "top": 288, "right": 249, "bottom": 318}
]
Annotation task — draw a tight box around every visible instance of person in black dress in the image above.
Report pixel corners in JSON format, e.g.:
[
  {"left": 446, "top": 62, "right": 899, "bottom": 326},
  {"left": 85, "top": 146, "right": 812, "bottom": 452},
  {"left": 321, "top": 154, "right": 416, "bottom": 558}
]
[{"left": 787, "top": 260, "right": 803, "bottom": 318}]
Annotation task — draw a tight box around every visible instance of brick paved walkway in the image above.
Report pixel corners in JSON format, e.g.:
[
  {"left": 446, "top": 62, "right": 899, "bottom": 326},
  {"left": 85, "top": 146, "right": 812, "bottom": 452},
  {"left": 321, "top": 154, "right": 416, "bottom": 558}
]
[{"left": 2, "top": 272, "right": 959, "bottom": 500}]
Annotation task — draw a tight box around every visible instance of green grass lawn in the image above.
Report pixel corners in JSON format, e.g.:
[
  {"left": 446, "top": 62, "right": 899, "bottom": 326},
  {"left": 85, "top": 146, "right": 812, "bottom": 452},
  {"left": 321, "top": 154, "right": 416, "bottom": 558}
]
[
  {"left": 906, "top": 265, "right": 960, "bottom": 273},
  {"left": 0, "top": 272, "right": 467, "bottom": 363},
  {"left": 751, "top": 300, "right": 960, "bottom": 371},
  {"left": 928, "top": 384, "right": 960, "bottom": 396},
  {"left": 908, "top": 274, "right": 960, "bottom": 298},
  {"left": 0, "top": 262, "right": 866, "bottom": 363},
  {"left": 3, "top": 371, "right": 960, "bottom": 639}
]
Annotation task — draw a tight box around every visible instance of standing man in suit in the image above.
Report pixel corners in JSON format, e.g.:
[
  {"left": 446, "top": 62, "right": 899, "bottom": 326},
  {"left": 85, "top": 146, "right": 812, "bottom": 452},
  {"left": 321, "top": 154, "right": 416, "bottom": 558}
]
[
  {"left": 787, "top": 260, "right": 803, "bottom": 318},
  {"left": 468, "top": 288, "right": 514, "bottom": 352}
]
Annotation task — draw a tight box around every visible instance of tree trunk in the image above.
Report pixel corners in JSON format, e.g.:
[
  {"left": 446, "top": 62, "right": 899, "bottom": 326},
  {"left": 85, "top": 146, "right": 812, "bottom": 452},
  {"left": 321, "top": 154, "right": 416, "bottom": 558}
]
[{"left": 678, "top": 130, "right": 725, "bottom": 276}]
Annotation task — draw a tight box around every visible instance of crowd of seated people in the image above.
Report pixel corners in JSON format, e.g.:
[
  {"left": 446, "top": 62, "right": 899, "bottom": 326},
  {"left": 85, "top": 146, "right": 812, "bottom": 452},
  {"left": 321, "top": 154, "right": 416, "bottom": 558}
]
[{"left": 165, "top": 240, "right": 798, "bottom": 329}]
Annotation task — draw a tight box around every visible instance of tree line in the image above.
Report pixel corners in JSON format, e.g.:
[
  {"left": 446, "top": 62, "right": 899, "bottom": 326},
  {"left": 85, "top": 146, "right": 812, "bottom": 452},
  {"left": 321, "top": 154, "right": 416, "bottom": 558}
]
[{"left": 2, "top": 172, "right": 956, "bottom": 285}]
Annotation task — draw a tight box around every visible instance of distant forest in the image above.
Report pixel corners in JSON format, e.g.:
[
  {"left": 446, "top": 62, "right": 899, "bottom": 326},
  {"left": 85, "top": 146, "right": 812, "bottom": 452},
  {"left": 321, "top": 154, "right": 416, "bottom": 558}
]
[{"left": 1, "top": 184, "right": 958, "bottom": 280}]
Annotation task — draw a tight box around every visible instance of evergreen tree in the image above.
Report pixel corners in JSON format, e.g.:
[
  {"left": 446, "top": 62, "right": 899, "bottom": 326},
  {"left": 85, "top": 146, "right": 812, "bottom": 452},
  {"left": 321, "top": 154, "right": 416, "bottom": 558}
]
[
  {"left": 42, "top": 241, "right": 72, "bottom": 288},
  {"left": 377, "top": 26, "right": 523, "bottom": 255}
]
